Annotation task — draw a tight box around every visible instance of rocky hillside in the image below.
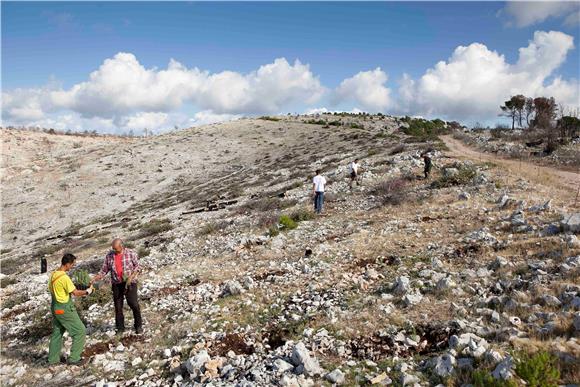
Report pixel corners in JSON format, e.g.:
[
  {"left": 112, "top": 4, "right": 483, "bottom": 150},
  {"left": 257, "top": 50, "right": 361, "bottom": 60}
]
[{"left": 1, "top": 114, "right": 579, "bottom": 386}]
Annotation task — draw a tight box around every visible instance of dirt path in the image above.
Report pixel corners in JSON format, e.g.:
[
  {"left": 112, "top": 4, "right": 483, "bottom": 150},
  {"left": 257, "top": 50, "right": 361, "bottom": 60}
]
[{"left": 441, "top": 135, "right": 580, "bottom": 206}]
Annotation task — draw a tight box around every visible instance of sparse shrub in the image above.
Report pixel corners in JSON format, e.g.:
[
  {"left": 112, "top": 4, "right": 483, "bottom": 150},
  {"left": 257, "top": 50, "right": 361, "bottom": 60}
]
[
  {"left": 237, "top": 198, "right": 295, "bottom": 214},
  {"left": 471, "top": 370, "right": 516, "bottom": 387},
  {"left": 76, "top": 285, "right": 112, "bottom": 311},
  {"left": 3, "top": 293, "right": 28, "bottom": 309},
  {"left": 431, "top": 164, "right": 477, "bottom": 188},
  {"left": 268, "top": 225, "right": 280, "bottom": 237},
  {"left": 0, "top": 276, "right": 17, "bottom": 288},
  {"left": 259, "top": 116, "right": 280, "bottom": 121},
  {"left": 389, "top": 144, "right": 406, "bottom": 155},
  {"left": 137, "top": 247, "right": 150, "bottom": 258},
  {"left": 25, "top": 310, "right": 52, "bottom": 342},
  {"left": 350, "top": 123, "right": 364, "bottom": 129},
  {"left": 372, "top": 177, "right": 408, "bottom": 205},
  {"left": 198, "top": 220, "right": 229, "bottom": 236},
  {"left": 515, "top": 351, "right": 560, "bottom": 387},
  {"left": 324, "top": 192, "right": 338, "bottom": 202},
  {"left": 136, "top": 218, "right": 173, "bottom": 238},
  {"left": 35, "top": 244, "right": 63, "bottom": 258},
  {"left": 257, "top": 212, "right": 279, "bottom": 229},
  {"left": 289, "top": 208, "right": 316, "bottom": 222},
  {"left": 306, "top": 119, "right": 326, "bottom": 125},
  {"left": 0, "top": 258, "right": 21, "bottom": 275},
  {"left": 278, "top": 215, "right": 297, "bottom": 230}
]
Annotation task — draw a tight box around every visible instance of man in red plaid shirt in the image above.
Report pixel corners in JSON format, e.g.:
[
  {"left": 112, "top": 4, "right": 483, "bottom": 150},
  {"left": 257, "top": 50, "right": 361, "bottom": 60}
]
[{"left": 92, "top": 238, "right": 143, "bottom": 334}]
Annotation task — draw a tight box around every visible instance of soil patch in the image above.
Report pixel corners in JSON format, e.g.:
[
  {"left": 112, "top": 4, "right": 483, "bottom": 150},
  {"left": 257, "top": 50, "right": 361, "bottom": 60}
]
[{"left": 210, "top": 333, "right": 255, "bottom": 356}]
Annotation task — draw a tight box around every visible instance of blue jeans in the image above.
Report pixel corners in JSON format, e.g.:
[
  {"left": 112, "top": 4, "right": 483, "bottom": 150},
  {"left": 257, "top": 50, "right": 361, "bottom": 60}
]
[{"left": 314, "top": 192, "right": 324, "bottom": 214}]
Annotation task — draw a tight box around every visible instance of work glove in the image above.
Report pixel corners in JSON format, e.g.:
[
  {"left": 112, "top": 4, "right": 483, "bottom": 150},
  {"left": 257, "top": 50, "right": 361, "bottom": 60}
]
[{"left": 86, "top": 286, "right": 94, "bottom": 295}]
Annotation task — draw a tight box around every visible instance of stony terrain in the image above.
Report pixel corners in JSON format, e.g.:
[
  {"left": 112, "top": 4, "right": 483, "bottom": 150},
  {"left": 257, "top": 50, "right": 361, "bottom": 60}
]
[
  {"left": 451, "top": 129, "right": 580, "bottom": 170},
  {"left": 1, "top": 114, "right": 579, "bottom": 387}
]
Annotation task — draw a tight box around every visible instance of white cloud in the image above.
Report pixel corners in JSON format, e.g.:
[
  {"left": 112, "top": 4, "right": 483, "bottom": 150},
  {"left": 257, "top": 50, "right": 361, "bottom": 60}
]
[
  {"left": 332, "top": 68, "right": 391, "bottom": 112},
  {"left": 397, "top": 30, "right": 579, "bottom": 120},
  {"left": 501, "top": 1, "right": 580, "bottom": 27},
  {"left": 51, "top": 53, "right": 324, "bottom": 117},
  {"left": 2, "top": 53, "right": 324, "bottom": 130},
  {"left": 2, "top": 30, "right": 578, "bottom": 131},
  {"left": 304, "top": 107, "right": 330, "bottom": 115},
  {"left": 2, "top": 88, "right": 51, "bottom": 122},
  {"left": 188, "top": 110, "right": 241, "bottom": 127},
  {"left": 118, "top": 112, "right": 169, "bottom": 130}
]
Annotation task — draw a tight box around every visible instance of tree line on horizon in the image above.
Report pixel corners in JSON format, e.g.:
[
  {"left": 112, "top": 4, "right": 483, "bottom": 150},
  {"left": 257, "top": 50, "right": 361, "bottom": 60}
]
[{"left": 500, "top": 95, "right": 580, "bottom": 141}]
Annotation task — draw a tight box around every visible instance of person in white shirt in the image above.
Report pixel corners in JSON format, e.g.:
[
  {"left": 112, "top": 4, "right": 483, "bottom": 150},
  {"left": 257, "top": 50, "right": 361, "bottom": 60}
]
[
  {"left": 348, "top": 159, "right": 360, "bottom": 189},
  {"left": 312, "top": 169, "right": 327, "bottom": 214}
]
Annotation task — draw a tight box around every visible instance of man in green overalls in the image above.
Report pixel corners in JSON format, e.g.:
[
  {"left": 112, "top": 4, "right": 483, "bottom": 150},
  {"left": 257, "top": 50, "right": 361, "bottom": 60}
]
[{"left": 48, "top": 253, "right": 94, "bottom": 365}]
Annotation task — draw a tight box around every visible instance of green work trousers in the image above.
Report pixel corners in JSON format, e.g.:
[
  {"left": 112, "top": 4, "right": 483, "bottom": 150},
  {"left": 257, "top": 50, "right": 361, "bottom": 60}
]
[{"left": 47, "top": 297, "right": 86, "bottom": 364}]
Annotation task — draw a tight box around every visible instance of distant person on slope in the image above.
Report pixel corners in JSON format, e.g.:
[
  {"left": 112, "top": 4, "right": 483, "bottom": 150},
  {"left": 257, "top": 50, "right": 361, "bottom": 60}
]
[
  {"left": 48, "top": 253, "right": 94, "bottom": 366},
  {"left": 348, "top": 159, "right": 360, "bottom": 189},
  {"left": 421, "top": 150, "right": 433, "bottom": 179},
  {"left": 92, "top": 238, "right": 143, "bottom": 335},
  {"left": 312, "top": 169, "right": 327, "bottom": 214}
]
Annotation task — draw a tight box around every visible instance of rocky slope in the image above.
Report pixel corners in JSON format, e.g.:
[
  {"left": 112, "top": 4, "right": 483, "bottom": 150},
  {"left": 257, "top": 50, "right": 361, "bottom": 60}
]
[{"left": 1, "top": 114, "right": 579, "bottom": 386}]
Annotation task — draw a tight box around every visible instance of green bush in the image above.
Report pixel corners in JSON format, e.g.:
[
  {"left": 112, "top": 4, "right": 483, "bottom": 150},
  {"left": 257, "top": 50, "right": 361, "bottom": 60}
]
[
  {"left": 431, "top": 164, "right": 477, "bottom": 188},
  {"left": 289, "top": 208, "right": 316, "bottom": 222},
  {"left": 72, "top": 269, "right": 91, "bottom": 288},
  {"left": 76, "top": 285, "right": 112, "bottom": 310},
  {"left": 402, "top": 118, "right": 449, "bottom": 141},
  {"left": 515, "top": 351, "right": 560, "bottom": 387},
  {"left": 259, "top": 116, "right": 280, "bottom": 121},
  {"left": 472, "top": 370, "right": 517, "bottom": 387},
  {"left": 306, "top": 119, "right": 326, "bottom": 125},
  {"left": 268, "top": 225, "right": 280, "bottom": 237},
  {"left": 279, "top": 215, "right": 297, "bottom": 230}
]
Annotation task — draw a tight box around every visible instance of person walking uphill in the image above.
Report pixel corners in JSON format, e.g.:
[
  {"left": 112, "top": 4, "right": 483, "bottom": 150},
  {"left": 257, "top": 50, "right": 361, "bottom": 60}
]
[
  {"left": 421, "top": 151, "right": 433, "bottom": 179},
  {"left": 349, "top": 159, "right": 360, "bottom": 189},
  {"left": 312, "top": 169, "right": 327, "bottom": 214},
  {"left": 48, "top": 253, "right": 94, "bottom": 365},
  {"left": 92, "top": 239, "right": 143, "bottom": 334}
]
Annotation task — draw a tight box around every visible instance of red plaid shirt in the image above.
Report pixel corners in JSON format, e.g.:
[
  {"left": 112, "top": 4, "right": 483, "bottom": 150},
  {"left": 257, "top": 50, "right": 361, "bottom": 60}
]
[{"left": 99, "top": 248, "right": 140, "bottom": 284}]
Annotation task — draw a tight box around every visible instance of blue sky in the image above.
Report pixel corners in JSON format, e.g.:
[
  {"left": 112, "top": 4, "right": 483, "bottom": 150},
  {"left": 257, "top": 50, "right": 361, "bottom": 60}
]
[{"left": 2, "top": 1, "right": 579, "bottom": 132}]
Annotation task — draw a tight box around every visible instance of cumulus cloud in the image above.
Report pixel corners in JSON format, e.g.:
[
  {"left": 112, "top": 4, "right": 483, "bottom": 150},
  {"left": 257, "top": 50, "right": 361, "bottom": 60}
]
[
  {"left": 188, "top": 110, "right": 242, "bottom": 127},
  {"left": 397, "top": 30, "right": 579, "bottom": 120},
  {"left": 501, "top": 1, "right": 580, "bottom": 27},
  {"left": 2, "top": 30, "right": 578, "bottom": 131},
  {"left": 2, "top": 53, "right": 324, "bottom": 130},
  {"left": 332, "top": 68, "right": 391, "bottom": 112},
  {"left": 118, "top": 112, "right": 169, "bottom": 130}
]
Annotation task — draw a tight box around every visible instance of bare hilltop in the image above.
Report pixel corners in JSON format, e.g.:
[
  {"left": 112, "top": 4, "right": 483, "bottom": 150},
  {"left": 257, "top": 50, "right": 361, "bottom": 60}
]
[{"left": 1, "top": 114, "right": 579, "bottom": 386}]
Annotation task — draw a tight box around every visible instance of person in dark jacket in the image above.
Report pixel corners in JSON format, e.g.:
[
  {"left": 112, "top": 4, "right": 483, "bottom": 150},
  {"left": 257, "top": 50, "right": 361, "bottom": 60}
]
[{"left": 421, "top": 151, "right": 433, "bottom": 179}]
